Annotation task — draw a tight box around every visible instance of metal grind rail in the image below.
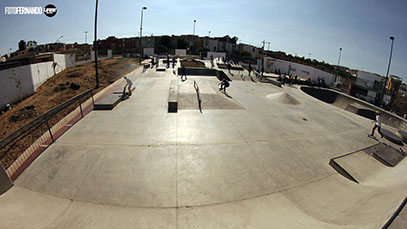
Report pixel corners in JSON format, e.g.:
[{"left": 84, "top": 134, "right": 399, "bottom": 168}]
[
  {"left": 194, "top": 80, "right": 202, "bottom": 113},
  {"left": 0, "top": 89, "right": 94, "bottom": 181}
]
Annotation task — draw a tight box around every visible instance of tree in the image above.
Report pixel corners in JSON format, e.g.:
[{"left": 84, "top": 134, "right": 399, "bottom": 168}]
[
  {"left": 27, "top": 40, "right": 38, "bottom": 50},
  {"left": 177, "top": 39, "right": 189, "bottom": 49},
  {"left": 157, "top": 36, "right": 173, "bottom": 50}
]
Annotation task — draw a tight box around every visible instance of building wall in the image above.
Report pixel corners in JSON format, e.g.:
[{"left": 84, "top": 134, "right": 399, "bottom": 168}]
[
  {"left": 175, "top": 49, "right": 187, "bottom": 56},
  {"left": 207, "top": 52, "right": 226, "bottom": 59},
  {"left": 264, "top": 57, "right": 335, "bottom": 85},
  {"left": 0, "top": 65, "right": 35, "bottom": 108},
  {"left": 0, "top": 54, "right": 75, "bottom": 108}
]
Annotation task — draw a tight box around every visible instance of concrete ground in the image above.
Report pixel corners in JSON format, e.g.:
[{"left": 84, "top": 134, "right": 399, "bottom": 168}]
[{"left": 0, "top": 64, "right": 406, "bottom": 228}]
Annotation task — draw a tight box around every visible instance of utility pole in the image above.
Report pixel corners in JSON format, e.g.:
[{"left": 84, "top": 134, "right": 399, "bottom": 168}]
[
  {"left": 193, "top": 20, "right": 196, "bottom": 35},
  {"left": 94, "top": 0, "right": 99, "bottom": 88},
  {"left": 85, "top": 31, "right": 88, "bottom": 60},
  {"left": 379, "top": 36, "right": 395, "bottom": 105},
  {"left": 261, "top": 40, "right": 265, "bottom": 50},
  {"left": 266, "top": 41, "right": 271, "bottom": 51},
  {"left": 139, "top": 6, "right": 147, "bottom": 61},
  {"left": 334, "top": 47, "right": 342, "bottom": 83}
]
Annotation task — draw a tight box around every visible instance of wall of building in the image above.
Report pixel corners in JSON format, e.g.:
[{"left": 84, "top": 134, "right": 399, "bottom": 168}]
[
  {"left": 143, "top": 48, "right": 154, "bottom": 57},
  {"left": 30, "top": 61, "right": 54, "bottom": 89},
  {"left": 0, "top": 65, "right": 35, "bottom": 108},
  {"left": 207, "top": 52, "right": 226, "bottom": 59},
  {"left": 175, "top": 49, "right": 187, "bottom": 56},
  {"left": 264, "top": 57, "right": 335, "bottom": 85},
  {"left": 0, "top": 54, "right": 75, "bottom": 109}
]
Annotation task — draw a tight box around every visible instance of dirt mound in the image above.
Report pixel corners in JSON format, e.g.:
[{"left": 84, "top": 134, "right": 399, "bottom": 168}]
[{"left": 267, "top": 92, "right": 301, "bottom": 105}]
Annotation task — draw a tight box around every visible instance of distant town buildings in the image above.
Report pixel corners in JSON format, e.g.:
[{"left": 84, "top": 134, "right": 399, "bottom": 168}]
[{"left": 1, "top": 35, "right": 404, "bottom": 109}]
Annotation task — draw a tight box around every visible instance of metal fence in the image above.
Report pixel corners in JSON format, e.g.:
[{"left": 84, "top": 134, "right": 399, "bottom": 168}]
[{"left": 0, "top": 89, "right": 94, "bottom": 181}]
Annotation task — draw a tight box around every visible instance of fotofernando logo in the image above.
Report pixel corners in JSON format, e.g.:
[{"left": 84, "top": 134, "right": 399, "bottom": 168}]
[{"left": 44, "top": 4, "right": 57, "bottom": 17}]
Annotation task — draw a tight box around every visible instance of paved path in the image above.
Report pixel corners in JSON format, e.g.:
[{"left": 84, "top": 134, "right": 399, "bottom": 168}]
[{"left": 0, "top": 65, "right": 406, "bottom": 228}]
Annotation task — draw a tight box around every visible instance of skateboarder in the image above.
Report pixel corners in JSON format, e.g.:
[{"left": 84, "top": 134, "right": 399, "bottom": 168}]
[
  {"left": 181, "top": 65, "right": 187, "bottom": 81},
  {"left": 218, "top": 77, "right": 230, "bottom": 93},
  {"left": 166, "top": 54, "right": 170, "bottom": 68},
  {"left": 369, "top": 111, "right": 383, "bottom": 138},
  {"left": 124, "top": 76, "right": 133, "bottom": 96}
]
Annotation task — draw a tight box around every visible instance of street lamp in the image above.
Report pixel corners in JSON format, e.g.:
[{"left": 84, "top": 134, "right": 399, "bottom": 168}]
[
  {"left": 380, "top": 36, "right": 395, "bottom": 105},
  {"left": 193, "top": 20, "right": 196, "bottom": 35},
  {"left": 335, "top": 47, "right": 342, "bottom": 82},
  {"left": 56, "top": 36, "right": 63, "bottom": 43},
  {"left": 94, "top": 0, "right": 99, "bottom": 88},
  {"left": 139, "top": 6, "right": 147, "bottom": 61},
  {"left": 85, "top": 31, "right": 88, "bottom": 60}
]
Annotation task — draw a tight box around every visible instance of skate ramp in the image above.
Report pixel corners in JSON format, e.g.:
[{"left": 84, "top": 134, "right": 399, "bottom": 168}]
[
  {"left": 301, "top": 86, "right": 407, "bottom": 130},
  {"left": 267, "top": 92, "right": 301, "bottom": 105},
  {"left": 329, "top": 144, "right": 407, "bottom": 186}
]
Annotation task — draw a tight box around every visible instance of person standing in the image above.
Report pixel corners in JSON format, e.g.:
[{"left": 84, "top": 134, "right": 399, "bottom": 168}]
[
  {"left": 166, "top": 54, "right": 170, "bottom": 68},
  {"left": 248, "top": 63, "right": 252, "bottom": 76},
  {"left": 181, "top": 65, "right": 187, "bottom": 81},
  {"left": 227, "top": 62, "right": 231, "bottom": 74},
  {"left": 172, "top": 57, "right": 176, "bottom": 68},
  {"left": 370, "top": 111, "right": 383, "bottom": 138}
]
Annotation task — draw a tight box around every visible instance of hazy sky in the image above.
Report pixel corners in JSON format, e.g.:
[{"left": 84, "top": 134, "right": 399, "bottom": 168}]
[{"left": 1, "top": 0, "right": 406, "bottom": 81}]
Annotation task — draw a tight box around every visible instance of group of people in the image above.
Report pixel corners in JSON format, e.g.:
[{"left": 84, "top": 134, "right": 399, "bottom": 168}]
[{"left": 150, "top": 55, "right": 177, "bottom": 69}]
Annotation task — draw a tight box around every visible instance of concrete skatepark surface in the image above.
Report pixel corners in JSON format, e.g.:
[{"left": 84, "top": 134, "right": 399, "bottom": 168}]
[{"left": 0, "top": 60, "right": 406, "bottom": 228}]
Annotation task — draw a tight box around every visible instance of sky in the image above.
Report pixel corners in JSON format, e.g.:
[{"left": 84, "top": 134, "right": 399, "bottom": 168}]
[{"left": 0, "top": 0, "right": 406, "bottom": 82}]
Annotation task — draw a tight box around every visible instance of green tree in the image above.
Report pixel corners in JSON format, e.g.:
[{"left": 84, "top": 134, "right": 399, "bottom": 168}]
[{"left": 176, "top": 39, "right": 189, "bottom": 49}]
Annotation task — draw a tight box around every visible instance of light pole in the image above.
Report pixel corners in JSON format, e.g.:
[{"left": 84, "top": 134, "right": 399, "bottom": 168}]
[
  {"left": 139, "top": 6, "right": 147, "bottom": 61},
  {"left": 337, "top": 48, "right": 342, "bottom": 66},
  {"left": 334, "top": 47, "right": 342, "bottom": 82},
  {"left": 193, "top": 20, "right": 196, "bottom": 35},
  {"left": 94, "top": 0, "right": 99, "bottom": 88},
  {"left": 85, "top": 31, "right": 88, "bottom": 60},
  {"left": 380, "top": 36, "right": 395, "bottom": 105},
  {"left": 56, "top": 36, "right": 63, "bottom": 43},
  {"left": 266, "top": 41, "right": 271, "bottom": 51}
]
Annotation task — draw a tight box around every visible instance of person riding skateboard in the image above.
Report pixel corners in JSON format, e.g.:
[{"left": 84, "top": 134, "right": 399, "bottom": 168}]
[
  {"left": 218, "top": 77, "right": 230, "bottom": 93},
  {"left": 124, "top": 76, "right": 133, "bottom": 97},
  {"left": 369, "top": 111, "right": 384, "bottom": 138}
]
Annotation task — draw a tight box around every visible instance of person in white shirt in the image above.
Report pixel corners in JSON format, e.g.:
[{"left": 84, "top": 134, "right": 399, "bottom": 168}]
[
  {"left": 370, "top": 111, "right": 383, "bottom": 138},
  {"left": 124, "top": 76, "right": 133, "bottom": 96}
]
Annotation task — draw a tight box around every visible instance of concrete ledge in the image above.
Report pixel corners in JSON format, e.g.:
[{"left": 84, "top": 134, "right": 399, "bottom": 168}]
[
  {"left": 382, "top": 129, "right": 404, "bottom": 146},
  {"left": 94, "top": 94, "right": 122, "bottom": 110},
  {"left": 217, "top": 63, "right": 244, "bottom": 71},
  {"left": 372, "top": 145, "right": 405, "bottom": 167},
  {"left": 397, "top": 130, "right": 407, "bottom": 144},
  {"left": 0, "top": 163, "right": 12, "bottom": 195},
  {"left": 177, "top": 67, "right": 216, "bottom": 76},
  {"left": 168, "top": 79, "right": 178, "bottom": 113}
]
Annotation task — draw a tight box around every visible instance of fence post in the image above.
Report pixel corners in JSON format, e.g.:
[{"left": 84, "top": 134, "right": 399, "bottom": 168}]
[
  {"left": 90, "top": 90, "right": 95, "bottom": 106},
  {"left": 44, "top": 114, "right": 54, "bottom": 143},
  {"left": 78, "top": 97, "right": 83, "bottom": 118}
]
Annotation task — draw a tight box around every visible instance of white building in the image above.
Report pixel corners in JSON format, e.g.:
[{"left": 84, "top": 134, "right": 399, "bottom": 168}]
[
  {"left": 263, "top": 57, "right": 335, "bottom": 85},
  {"left": 0, "top": 53, "right": 75, "bottom": 108}
]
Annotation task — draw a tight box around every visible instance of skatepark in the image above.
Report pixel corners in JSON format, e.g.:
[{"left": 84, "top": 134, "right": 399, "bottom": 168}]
[{"left": 0, "top": 58, "right": 406, "bottom": 228}]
